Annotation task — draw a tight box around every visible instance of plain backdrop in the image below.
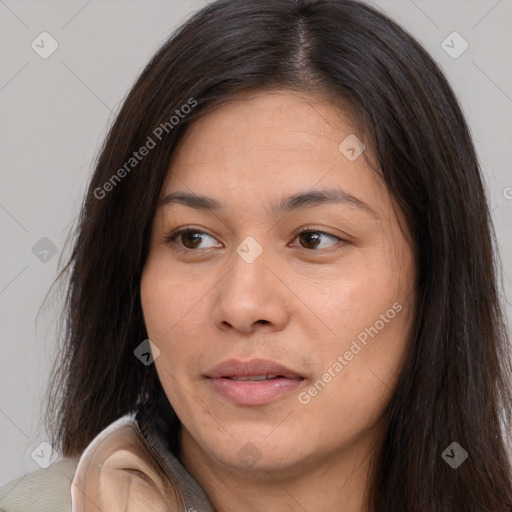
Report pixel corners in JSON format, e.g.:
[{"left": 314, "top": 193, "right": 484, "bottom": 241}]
[{"left": 0, "top": 0, "right": 511, "bottom": 484}]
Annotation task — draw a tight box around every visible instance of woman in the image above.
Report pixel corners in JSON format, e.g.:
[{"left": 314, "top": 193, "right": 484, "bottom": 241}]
[{"left": 1, "top": 0, "right": 511, "bottom": 510}]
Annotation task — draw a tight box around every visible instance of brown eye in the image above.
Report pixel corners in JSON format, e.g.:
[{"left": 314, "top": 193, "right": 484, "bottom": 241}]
[
  {"left": 180, "top": 231, "right": 204, "bottom": 249},
  {"left": 165, "top": 229, "right": 220, "bottom": 251},
  {"left": 294, "top": 230, "right": 341, "bottom": 250}
]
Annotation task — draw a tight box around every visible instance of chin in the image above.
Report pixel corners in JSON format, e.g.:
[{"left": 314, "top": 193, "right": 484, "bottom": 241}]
[{"left": 205, "top": 430, "right": 310, "bottom": 472}]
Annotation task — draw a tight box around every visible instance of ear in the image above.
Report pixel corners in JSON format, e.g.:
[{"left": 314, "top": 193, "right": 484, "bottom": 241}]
[{"left": 71, "top": 416, "right": 183, "bottom": 511}]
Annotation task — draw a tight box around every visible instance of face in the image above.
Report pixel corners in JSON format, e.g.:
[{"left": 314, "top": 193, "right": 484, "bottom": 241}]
[{"left": 140, "top": 90, "right": 416, "bottom": 477}]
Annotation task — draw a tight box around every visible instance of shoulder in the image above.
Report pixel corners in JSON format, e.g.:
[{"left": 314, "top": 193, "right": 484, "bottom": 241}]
[
  {"left": 71, "top": 413, "right": 184, "bottom": 511},
  {"left": 1, "top": 413, "right": 207, "bottom": 512},
  {"left": 0, "top": 457, "right": 79, "bottom": 512}
]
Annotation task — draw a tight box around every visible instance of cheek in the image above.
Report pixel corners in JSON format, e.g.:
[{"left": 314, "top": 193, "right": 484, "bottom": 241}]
[
  {"left": 141, "top": 256, "right": 198, "bottom": 339},
  {"left": 308, "top": 247, "right": 414, "bottom": 399},
  {"left": 140, "top": 257, "right": 211, "bottom": 378},
  {"left": 311, "top": 256, "right": 409, "bottom": 339},
  {"left": 141, "top": 263, "right": 193, "bottom": 410},
  {"left": 303, "top": 303, "right": 413, "bottom": 444},
  {"left": 140, "top": 271, "right": 171, "bottom": 340}
]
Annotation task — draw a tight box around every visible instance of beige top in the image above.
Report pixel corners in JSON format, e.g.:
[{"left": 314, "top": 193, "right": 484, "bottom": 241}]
[{"left": 0, "top": 413, "right": 215, "bottom": 512}]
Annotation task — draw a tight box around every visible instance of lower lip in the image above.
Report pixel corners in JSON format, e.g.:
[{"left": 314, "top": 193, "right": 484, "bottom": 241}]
[{"left": 208, "top": 377, "right": 303, "bottom": 405}]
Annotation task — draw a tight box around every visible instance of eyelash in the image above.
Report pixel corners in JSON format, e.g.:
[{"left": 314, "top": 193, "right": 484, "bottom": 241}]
[{"left": 163, "top": 226, "right": 346, "bottom": 253}]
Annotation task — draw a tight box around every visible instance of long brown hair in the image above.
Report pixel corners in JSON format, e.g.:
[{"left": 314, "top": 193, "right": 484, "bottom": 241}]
[{"left": 45, "top": 0, "right": 512, "bottom": 509}]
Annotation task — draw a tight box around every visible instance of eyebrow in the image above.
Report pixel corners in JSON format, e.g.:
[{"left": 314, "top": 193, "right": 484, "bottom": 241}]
[{"left": 160, "top": 188, "right": 377, "bottom": 218}]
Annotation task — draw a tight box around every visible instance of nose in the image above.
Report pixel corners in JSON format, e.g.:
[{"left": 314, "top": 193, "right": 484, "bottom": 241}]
[{"left": 211, "top": 244, "right": 291, "bottom": 335}]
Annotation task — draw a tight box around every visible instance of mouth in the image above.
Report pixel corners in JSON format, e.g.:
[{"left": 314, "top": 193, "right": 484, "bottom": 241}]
[
  {"left": 206, "top": 359, "right": 305, "bottom": 405},
  {"left": 227, "top": 374, "right": 286, "bottom": 381}
]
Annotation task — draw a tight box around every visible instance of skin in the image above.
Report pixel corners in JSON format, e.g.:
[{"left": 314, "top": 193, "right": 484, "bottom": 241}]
[{"left": 140, "top": 89, "right": 417, "bottom": 512}]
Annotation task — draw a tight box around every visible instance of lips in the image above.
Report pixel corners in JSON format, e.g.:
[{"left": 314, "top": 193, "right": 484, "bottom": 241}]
[
  {"left": 228, "top": 374, "right": 280, "bottom": 381},
  {"left": 207, "top": 358, "right": 303, "bottom": 380},
  {"left": 206, "top": 359, "right": 304, "bottom": 405}
]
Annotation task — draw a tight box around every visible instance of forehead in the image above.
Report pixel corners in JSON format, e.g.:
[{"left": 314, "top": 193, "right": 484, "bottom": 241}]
[
  {"left": 172, "top": 90, "right": 358, "bottom": 162},
  {"left": 162, "top": 90, "right": 388, "bottom": 217}
]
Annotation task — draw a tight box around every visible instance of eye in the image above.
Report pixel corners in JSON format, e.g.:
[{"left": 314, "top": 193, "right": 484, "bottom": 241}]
[
  {"left": 164, "top": 226, "right": 345, "bottom": 253},
  {"left": 164, "top": 228, "right": 222, "bottom": 251},
  {"left": 291, "top": 227, "right": 344, "bottom": 251}
]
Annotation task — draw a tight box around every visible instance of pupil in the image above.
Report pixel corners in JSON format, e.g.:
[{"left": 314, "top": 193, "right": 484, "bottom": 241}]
[
  {"left": 184, "top": 232, "right": 202, "bottom": 248},
  {"left": 301, "top": 232, "right": 319, "bottom": 249}
]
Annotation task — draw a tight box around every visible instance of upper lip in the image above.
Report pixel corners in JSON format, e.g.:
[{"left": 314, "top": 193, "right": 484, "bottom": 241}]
[{"left": 206, "top": 358, "right": 303, "bottom": 379}]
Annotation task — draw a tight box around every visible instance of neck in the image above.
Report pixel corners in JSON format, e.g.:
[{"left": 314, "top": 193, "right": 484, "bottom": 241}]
[{"left": 179, "top": 428, "right": 379, "bottom": 512}]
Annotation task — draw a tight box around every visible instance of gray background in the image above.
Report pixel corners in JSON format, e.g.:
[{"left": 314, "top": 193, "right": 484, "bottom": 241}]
[{"left": 0, "top": 0, "right": 511, "bottom": 484}]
